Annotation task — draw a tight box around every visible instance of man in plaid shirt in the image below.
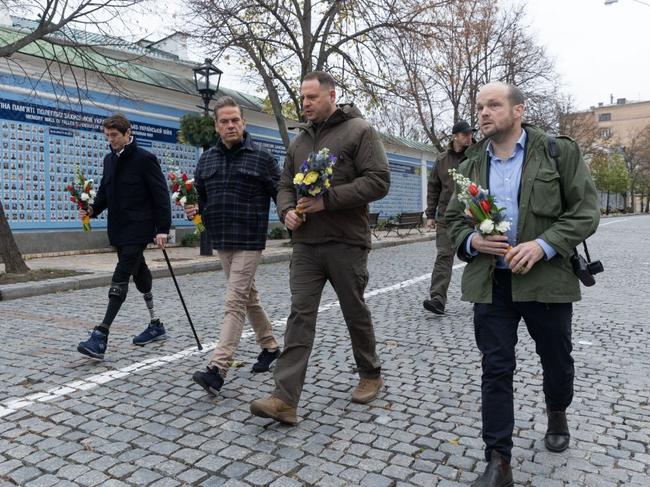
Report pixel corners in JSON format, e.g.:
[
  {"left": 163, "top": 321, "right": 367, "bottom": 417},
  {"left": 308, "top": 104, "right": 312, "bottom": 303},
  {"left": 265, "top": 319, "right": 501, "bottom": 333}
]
[{"left": 185, "top": 96, "right": 281, "bottom": 396}]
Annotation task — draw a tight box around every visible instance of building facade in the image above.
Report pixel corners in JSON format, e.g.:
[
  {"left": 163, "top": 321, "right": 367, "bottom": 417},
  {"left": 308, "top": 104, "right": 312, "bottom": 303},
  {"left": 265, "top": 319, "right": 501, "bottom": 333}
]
[{"left": 589, "top": 97, "right": 650, "bottom": 145}]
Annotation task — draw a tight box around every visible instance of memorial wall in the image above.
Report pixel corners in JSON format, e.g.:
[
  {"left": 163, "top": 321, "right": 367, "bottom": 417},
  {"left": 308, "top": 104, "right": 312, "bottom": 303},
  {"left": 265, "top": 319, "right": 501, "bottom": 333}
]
[{"left": 1, "top": 94, "right": 433, "bottom": 244}]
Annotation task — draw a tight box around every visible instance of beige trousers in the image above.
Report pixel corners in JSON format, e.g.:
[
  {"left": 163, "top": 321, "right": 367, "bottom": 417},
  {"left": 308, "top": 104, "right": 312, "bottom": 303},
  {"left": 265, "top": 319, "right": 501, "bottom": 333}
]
[{"left": 210, "top": 250, "right": 278, "bottom": 375}]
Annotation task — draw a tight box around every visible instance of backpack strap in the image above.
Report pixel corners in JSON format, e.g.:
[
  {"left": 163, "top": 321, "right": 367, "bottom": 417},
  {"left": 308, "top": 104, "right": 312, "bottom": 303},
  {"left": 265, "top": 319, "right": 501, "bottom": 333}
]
[{"left": 548, "top": 134, "right": 592, "bottom": 262}]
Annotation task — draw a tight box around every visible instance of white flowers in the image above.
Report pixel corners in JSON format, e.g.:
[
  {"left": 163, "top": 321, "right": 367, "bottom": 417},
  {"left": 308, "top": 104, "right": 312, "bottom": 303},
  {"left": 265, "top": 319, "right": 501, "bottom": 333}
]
[
  {"left": 179, "top": 196, "right": 187, "bottom": 206},
  {"left": 496, "top": 220, "right": 511, "bottom": 233},
  {"left": 479, "top": 219, "right": 495, "bottom": 234}
]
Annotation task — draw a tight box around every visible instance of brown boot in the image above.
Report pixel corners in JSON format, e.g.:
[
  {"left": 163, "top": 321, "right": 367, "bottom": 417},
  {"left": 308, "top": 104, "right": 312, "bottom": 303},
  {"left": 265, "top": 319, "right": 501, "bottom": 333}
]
[
  {"left": 250, "top": 396, "right": 297, "bottom": 425},
  {"left": 351, "top": 376, "right": 384, "bottom": 404}
]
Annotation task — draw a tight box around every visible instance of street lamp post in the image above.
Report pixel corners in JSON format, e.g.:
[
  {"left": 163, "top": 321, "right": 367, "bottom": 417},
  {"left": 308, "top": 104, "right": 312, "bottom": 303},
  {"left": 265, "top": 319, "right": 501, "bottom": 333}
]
[
  {"left": 192, "top": 58, "right": 223, "bottom": 116},
  {"left": 192, "top": 58, "right": 223, "bottom": 256}
]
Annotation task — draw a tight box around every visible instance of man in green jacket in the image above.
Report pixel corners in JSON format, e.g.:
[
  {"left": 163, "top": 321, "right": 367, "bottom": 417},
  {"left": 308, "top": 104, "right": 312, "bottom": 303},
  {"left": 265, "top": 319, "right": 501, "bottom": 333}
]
[
  {"left": 446, "top": 82, "right": 599, "bottom": 487},
  {"left": 250, "top": 71, "right": 390, "bottom": 425}
]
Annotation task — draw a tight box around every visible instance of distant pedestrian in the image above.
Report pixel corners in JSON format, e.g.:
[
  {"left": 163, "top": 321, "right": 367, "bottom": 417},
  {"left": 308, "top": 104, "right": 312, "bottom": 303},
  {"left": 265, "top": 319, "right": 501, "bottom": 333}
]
[
  {"left": 185, "top": 96, "right": 282, "bottom": 396},
  {"left": 446, "top": 82, "right": 600, "bottom": 487},
  {"left": 250, "top": 71, "right": 390, "bottom": 425},
  {"left": 77, "top": 114, "right": 171, "bottom": 360},
  {"left": 423, "top": 120, "right": 474, "bottom": 315}
]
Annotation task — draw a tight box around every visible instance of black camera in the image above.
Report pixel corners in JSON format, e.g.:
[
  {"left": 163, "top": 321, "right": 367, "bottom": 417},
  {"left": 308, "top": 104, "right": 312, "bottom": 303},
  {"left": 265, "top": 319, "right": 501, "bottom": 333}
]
[{"left": 570, "top": 251, "right": 604, "bottom": 287}]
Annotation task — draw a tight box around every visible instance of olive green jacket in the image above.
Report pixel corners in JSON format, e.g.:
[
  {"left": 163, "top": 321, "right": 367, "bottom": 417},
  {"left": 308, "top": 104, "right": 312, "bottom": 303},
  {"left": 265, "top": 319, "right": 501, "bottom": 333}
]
[
  {"left": 445, "top": 124, "right": 600, "bottom": 303},
  {"left": 277, "top": 103, "right": 390, "bottom": 249}
]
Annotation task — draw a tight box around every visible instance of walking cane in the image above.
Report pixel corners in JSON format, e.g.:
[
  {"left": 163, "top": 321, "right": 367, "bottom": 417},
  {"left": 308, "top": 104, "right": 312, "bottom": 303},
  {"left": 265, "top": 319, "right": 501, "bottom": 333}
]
[{"left": 161, "top": 247, "right": 203, "bottom": 351}]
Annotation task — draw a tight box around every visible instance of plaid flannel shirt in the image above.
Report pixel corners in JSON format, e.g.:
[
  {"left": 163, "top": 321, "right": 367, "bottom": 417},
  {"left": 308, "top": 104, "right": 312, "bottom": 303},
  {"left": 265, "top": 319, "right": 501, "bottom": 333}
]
[{"left": 195, "top": 133, "right": 280, "bottom": 250}]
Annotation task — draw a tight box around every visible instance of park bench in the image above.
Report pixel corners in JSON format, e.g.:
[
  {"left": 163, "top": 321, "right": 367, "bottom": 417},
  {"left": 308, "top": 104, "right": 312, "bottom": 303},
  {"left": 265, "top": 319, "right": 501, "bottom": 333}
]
[
  {"left": 369, "top": 212, "right": 381, "bottom": 240},
  {"left": 384, "top": 211, "right": 424, "bottom": 238}
]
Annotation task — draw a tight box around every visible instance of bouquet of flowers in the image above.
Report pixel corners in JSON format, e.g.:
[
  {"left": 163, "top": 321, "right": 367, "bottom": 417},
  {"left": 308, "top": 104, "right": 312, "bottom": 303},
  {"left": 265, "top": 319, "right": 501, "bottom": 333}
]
[
  {"left": 168, "top": 168, "right": 205, "bottom": 235},
  {"left": 293, "top": 148, "right": 336, "bottom": 213},
  {"left": 448, "top": 168, "right": 510, "bottom": 235},
  {"left": 66, "top": 167, "right": 96, "bottom": 232}
]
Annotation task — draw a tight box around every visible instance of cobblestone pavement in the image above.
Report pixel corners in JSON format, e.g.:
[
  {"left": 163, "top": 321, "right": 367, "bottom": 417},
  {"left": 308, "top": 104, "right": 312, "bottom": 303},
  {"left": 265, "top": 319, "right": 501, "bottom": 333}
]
[{"left": 1, "top": 215, "right": 649, "bottom": 486}]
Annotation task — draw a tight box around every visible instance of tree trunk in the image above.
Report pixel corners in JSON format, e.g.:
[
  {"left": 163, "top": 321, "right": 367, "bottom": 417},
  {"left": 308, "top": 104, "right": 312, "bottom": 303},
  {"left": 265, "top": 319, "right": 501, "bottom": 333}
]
[
  {"left": 0, "top": 202, "right": 29, "bottom": 274},
  {"left": 605, "top": 192, "right": 610, "bottom": 215}
]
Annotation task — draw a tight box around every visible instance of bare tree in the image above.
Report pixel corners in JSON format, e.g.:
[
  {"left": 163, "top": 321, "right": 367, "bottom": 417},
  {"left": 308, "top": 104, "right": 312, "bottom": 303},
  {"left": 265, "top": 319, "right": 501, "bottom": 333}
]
[
  {"left": 184, "top": 0, "right": 446, "bottom": 148},
  {"left": 0, "top": 0, "right": 151, "bottom": 274},
  {"left": 620, "top": 123, "right": 650, "bottom": 211},
  {"left": 369, "top": 0, "right": 558, "bottom": 144},
  {"left": 556, "top": 96, "right": 605, "bottom": 158}
]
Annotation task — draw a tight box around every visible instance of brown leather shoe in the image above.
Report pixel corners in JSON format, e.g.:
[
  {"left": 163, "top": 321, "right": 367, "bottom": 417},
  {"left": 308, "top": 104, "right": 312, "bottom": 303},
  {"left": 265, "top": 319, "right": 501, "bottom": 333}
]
[
  {"left": 351, "top": 376, "right": 384, "bottom": 404},
  {"left": 250, "top": 396, "right": 297, "bottom": 425},
  {"left": 471, "top": 450, "right": 513, "bottom": 487}
]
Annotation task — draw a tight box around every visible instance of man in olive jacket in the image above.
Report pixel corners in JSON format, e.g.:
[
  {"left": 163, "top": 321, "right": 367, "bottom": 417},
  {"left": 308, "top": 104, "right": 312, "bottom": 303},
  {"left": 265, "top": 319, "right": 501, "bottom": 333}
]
[
  {"left": 446, "top": 83, "right": 599, "bottom": 487},
  {"left": 250, "top": 71, "right": 390, "bottom": 425},
  {"left": 423, "top": 120, "right": 474, "bottom": 315}
]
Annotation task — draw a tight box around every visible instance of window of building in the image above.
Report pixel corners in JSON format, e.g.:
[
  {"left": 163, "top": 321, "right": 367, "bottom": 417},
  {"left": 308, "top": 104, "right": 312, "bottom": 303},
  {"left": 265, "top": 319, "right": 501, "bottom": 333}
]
[
  {"left": 598, "top": 113, "right": 611, "bottom": 122},
  {"left": 600, "top": 128, "right": 612, "bottom": 138}
]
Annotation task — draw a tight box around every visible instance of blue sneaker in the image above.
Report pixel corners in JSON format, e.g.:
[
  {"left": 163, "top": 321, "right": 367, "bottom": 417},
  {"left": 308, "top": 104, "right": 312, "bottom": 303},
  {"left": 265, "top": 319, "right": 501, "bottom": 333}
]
[
  {"left": 78, "top": 328, "right": 108, "bottom": 360},
  {"left": 133, "top": 320, "right": 167, "bottom": 346},
  {"left": 251, "top": 348, "right": 281, "bottom": 373}
]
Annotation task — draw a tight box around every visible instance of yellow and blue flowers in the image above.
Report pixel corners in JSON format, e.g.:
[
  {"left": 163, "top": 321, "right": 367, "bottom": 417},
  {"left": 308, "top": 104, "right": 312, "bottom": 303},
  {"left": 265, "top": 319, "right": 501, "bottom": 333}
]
[{"left": 294, "top": 148, "right": 337, "bottom": 198}]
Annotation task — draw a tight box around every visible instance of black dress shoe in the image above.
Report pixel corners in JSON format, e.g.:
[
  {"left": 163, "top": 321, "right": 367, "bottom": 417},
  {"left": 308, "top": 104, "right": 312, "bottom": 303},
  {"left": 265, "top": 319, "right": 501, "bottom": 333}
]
[
  {"left": 545, "top": 410, "right": 570, "bottom": 452},
  {"left": 471, "top": 450, "right": 513, "bottom": 487}
]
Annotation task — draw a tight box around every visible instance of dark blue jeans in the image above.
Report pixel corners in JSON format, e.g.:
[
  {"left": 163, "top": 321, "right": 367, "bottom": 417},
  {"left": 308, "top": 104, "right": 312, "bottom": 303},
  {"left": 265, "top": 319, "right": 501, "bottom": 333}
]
[{"left": 474, "top": 269, "right": 574, "bottom": 463}]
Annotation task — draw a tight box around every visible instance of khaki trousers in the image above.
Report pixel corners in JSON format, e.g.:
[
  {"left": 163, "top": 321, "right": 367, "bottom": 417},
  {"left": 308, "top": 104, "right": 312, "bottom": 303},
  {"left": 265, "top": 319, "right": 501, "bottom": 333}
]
[
  {"left": 273, "top": 242, "right": 381, "bottom": 407},
  {"left": 210, "top": 250, "right": 278, "bottom": 374},
  {"left": 428, "top": 222, "right": 454, "bottom": 308}
]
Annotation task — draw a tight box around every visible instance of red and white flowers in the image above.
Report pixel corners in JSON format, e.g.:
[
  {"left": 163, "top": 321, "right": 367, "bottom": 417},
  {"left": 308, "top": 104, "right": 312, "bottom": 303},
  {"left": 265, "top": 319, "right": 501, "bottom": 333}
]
[
  {"left": 448, "top": 168, "right": 511, "bottom": 236},
  {"left": 168, "top": 167, "right": 205, "bottom": 235},
  {"left": 66, "top": 167, "right": 96, "bottom": 232}
]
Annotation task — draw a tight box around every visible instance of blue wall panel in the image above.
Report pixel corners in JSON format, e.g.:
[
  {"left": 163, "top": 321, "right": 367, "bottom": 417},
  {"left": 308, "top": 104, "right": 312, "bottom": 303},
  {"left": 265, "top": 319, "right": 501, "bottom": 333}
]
[{"left": 1, "top": 85, "right": 430, "bottom": 232}]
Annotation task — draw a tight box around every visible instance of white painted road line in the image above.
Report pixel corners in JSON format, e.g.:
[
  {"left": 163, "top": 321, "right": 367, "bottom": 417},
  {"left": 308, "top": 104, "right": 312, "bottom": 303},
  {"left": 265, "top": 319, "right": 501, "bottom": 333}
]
[
  {"left": 0, "top": 263, "right": 466, "bottom": 418},
  {"left": 600, "top": 218, "right": 630, "bottom": 226}
]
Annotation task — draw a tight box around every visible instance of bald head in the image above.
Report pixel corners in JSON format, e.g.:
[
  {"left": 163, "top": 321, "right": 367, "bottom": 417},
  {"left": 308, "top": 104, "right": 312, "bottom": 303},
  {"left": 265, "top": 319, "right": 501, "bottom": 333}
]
[
  {"left": 476, "top": 82, "right": 525, "bottom": 143},
  {"left": 478, "top": 82, "right": 525, "bottom": 108}
]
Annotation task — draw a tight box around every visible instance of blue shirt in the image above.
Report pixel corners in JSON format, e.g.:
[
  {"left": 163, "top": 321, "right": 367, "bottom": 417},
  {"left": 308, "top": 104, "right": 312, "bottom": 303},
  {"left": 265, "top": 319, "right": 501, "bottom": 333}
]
[{"left": 467, "top": 130, "right": 556, "bottom": 267}]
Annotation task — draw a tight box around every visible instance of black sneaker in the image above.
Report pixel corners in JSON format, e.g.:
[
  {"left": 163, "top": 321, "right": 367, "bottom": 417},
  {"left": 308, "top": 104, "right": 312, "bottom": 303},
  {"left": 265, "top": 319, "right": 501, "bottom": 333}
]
[
  {"left": 78, "top": 328, "right": 108, "bottom": 360},
  {"left": 133, "top": 320, "right": 167, "bottom": 346},
  {"left": 423, "top": 299, "right": 445, "bottom": 315},
  {"left": 252, "top": 348, "right": 281, "bottom": 373},
  {"left": 192, "top": 366, "right": 224, "bottom": 396}
]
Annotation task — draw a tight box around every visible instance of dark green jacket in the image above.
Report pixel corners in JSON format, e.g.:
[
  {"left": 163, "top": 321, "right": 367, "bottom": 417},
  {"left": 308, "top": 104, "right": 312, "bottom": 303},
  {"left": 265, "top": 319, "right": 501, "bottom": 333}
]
[
  {"left": 445, "top": 124, "right": 600, "bottom": 303},
  {"left": 277, "top": 103, "right": 390, "bottom": 249}
]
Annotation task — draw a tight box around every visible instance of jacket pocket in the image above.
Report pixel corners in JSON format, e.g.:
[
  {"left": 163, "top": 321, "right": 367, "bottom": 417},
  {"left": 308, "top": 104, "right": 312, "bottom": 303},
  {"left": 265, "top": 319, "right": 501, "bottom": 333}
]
[
  {"left": 234, "top": 167, "right": 263, "bottom": 198},
  {"left": 530, "top": 170, "right": 562, "bottom": 217}
]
